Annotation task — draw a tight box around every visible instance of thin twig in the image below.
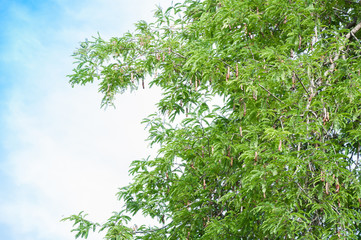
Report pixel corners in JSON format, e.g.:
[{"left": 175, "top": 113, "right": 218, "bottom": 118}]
[
  {"left": 279, "top": 116, "right": 284, "bottom": 130},
  {"left": 345, "top": 21, "right": 361, "bottom": 39},
  {"left": 294, "top": 73, "right": 310, "bottom": 97},
  {"left": 351, "top": 31, "right": 359, "bottom": 42},
  {"left": 325, "top": 21, "right": 361, "bottom": 77},
  {"left": 332, "top": 7, "right": 349, "bottom": 15},
  {"left": 296, "top": 182, "right": 313, "bottom": 201},
  {"left": 258, "top": 84, "right": 285, "bottom": 104},
  {"left": 135, "top": 224, "right": 169, "bottom": 234}
]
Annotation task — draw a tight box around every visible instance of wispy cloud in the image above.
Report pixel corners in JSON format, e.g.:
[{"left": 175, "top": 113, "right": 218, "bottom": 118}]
[{"left": 0, "top": 0, "right": 169, "bottom": 239}]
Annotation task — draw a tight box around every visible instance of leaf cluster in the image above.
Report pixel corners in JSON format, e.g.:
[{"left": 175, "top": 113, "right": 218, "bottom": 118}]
[{"left": 64, "top": 0, "right": 361, "bottom": 239}]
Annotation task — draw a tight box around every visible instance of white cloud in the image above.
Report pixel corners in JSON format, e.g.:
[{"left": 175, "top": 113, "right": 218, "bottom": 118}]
[
  {"left": 2, "top": 84, "right": 161, "bottom": 239},
  {"left": 1, "top": 0, "right": 171, "bottom": 239}
]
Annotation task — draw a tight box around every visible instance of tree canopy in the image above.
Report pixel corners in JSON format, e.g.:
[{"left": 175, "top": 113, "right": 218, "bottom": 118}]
[{"left": 63, "top": 0, "right": 361, "bottom": 239}]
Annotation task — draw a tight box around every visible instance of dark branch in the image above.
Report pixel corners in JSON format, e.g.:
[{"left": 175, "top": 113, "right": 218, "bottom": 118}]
[
  {"left": 258, "top": 84, "right": 285, "bottom": 104},
  {"left": 294, "top": 73, "right": 310, "bottom": 97}
]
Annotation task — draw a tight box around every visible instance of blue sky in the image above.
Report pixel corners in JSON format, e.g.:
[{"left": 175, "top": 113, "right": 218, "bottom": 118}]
[{"left": 0, "top": 0, "right": 169, "bottom": 239}]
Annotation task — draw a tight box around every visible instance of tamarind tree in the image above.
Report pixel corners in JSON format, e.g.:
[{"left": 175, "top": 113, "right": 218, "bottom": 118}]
[{"left": 62, "top": 0, "right": 361, "bottom": 239}]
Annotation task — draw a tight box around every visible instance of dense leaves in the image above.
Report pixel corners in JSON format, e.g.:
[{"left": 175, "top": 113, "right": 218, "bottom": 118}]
[{"left": 64, "top": 0, "right": 361, "bottom": 239}]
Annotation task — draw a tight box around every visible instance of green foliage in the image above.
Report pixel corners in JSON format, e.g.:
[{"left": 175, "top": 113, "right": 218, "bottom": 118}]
[
  {"left": 61, "top": 211, "right": 99, "bottom": 239},
  {"left": 63, "top": 0, "right": 361, "bottom": 239}
]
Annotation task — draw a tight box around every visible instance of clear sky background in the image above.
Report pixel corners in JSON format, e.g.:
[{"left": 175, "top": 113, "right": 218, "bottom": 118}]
[{"left": 0, "top": 0, "right": 171, "bottom": 239}]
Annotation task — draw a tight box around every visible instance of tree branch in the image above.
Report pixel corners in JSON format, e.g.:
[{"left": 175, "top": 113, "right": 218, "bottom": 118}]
[
  {"left": 294, "top": 73, "right": 310, "bottom": 97},
  {"left": 134, "top": 224, "right": 169, "bottom": 235},
  {"left": 345, "top": 21, "right": 361, "bottom": 39},
  {"left": 346, "top": 17, "right": 358, "bottom": 29},
  {"left": 258, "top": 84, "right": 285, "bottom": 104},
  {"left": 325, "top": 21, "right": 361, "bottom": 77}
]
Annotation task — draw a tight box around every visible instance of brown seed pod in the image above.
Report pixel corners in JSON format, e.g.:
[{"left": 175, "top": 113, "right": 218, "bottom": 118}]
[
  {"left": 325, "top": 182, "right": 329, "bottom": 195},
  {"left": 226, "top": 66, "right": 230, "bottom": 80},
  {"left": 231, "top": 157, "right": 233, "bottom": 167},
  {"left": 142, "top": 79, "right": 145, "bottom": 89},
  {"left": 243, "top": 102, "right": 247, "bottom": 116},
  {"left": 278, "top": 140, "right": 282, "bottom": 152},
  {"left": 236, "top": 64, "right": 239, "bottom": 77},
  {"left": 321, "top": 171, "right": 325, "bottom": 182},
  {"left": 239, "top": 126, "right": 243, "bottom": 136},
  {"left": 203, "top": 179, "right": 206, "bottom": 190},
  {"left": 335, "top": 178, "right": 340, "bottom": 193}
]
